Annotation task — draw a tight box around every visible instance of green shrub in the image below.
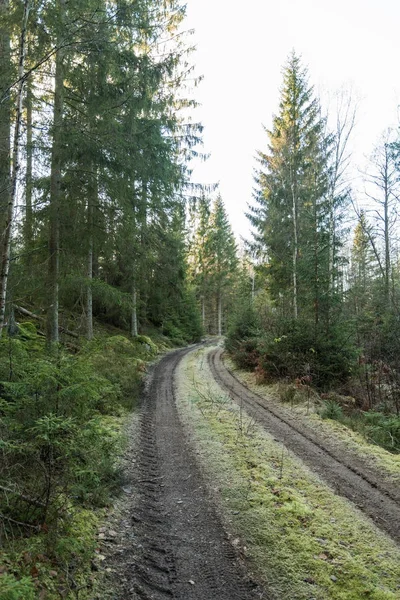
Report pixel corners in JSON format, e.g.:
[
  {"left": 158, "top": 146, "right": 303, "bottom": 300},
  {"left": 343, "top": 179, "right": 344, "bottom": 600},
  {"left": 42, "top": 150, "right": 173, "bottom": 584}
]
[
  {"left": 0, "top": 575, "right": 36, "bottom": 600},
  {"left": 320, "top": 400, "right": 344, "bottom": 421},
  {"left": 227, "top": 314, "right": 356, "bottom": 389},
  {"left": 226, "top": 300, "right": 260, "bottom": 346},
  {"left": 362, "top": 412, "right": 400, "bottom": 452},
  {"left": 162, "top": 321, "right": 187, "bottom": 346}
]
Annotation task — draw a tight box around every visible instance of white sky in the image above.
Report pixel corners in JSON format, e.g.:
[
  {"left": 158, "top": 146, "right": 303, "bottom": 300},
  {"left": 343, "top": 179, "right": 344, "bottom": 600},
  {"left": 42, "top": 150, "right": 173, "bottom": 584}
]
[{"left": 184, "top": 0, "right": 400, "bottom": 241}]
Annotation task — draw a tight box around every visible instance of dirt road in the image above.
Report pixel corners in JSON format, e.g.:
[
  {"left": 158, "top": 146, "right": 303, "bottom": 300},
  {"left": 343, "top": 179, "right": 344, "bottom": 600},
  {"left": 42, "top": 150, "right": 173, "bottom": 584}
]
[
  {"left": 105, "top": 343, "right": 400, "bottom": 599},
  {"left": 208, "top": 346, "right": 400, "bottom": 545},
  {"left": 115, "top": 346, "right": 264, "bottom": 599}
]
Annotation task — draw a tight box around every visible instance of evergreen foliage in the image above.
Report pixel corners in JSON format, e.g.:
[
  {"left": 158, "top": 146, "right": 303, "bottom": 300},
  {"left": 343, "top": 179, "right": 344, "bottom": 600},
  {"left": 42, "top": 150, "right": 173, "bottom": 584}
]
[
  {"left": 188, "top": 194, "right": 238, "bottom": 334},
  {"left": 0, "top": 0, "right": 203, "bottom": 591},
  {"left": 0, "top": 0, "right": 203, "bottom": 345},
  {"left": 229, "top": 50, "right": 400, "bottom": 451},
  {"left": 248, "top": 52, "right": 334, "bottom": 324}
]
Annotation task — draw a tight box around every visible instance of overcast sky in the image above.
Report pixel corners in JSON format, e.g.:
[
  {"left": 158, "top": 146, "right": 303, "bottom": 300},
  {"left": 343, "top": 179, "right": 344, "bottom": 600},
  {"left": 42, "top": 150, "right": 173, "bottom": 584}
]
[{"left": 184, "top": 0, "right": 400, "bottom": 240}]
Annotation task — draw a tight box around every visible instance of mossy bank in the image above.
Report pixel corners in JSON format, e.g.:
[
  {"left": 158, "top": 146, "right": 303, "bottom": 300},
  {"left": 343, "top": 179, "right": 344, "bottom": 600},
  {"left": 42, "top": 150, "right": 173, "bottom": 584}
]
[{"left": 0, "top": 324, "right": 165, "bottom": 599}]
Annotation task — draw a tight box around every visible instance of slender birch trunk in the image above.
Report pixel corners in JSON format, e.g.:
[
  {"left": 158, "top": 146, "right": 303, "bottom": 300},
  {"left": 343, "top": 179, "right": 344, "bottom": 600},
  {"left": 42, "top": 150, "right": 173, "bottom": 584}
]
[
  {"left": 0, "top": 0, "right": 10, "bottom": 230},
  {"left": 383, "top": 149, "right": 390, "bottom": 307},
  {"left": 46, "top": 0, "right": 65, "bottom": 347},
  {"left": 24, "top": 76, "right": 33, "bottom": 267},
  {"left": 0, "top": 0, "right": 30, "bottom": 336},
  {"left": 328, "top": 205, "right": 335, "bottom": 295},
  {"left": 201, "top": 295, "right": 205, "bottom": 330}
]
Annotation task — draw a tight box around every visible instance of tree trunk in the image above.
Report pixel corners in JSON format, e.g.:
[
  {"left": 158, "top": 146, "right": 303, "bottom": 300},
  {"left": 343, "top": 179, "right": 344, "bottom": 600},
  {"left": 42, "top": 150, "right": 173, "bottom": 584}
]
[
  {"left": 139, "top": 182, "right": 148, "bottom": 322},
  {"left": 291, "top": 183, "right": 298, "bottom": 319},
  {"left": 24, "top": 75, "right": 33, "bottom": 267},
  {"left": 0, "top": 0, "right": 10, "bottom": 233},
  {"left": 131, "top": 281, "right": 138, "bottom": 337},
  {"left": 383, "top": 148, "right": 390, "bottom": 307},
  {"left": 314, "top": 196, "right": 319, "bottom": 328},
  {"left": 217, "top": 290, "right": 222, "bottom": 336},
  {"left": 201, "top": 295, "right": 205, "bottom": 330},
  {"left": 0, "top": 0, "right": 30, "bottom": 336},
  {"left": 328, "top": 205, "right": 335, "bottom": 293},
  {"left": 86, "top": 220, "right": 93, "bottom": 340},
  {"left": 86, "top": 167, "right": 97, "bottom": 341},
  {"left": 46, "top": 0, "right": 65, "bottom": 348}
]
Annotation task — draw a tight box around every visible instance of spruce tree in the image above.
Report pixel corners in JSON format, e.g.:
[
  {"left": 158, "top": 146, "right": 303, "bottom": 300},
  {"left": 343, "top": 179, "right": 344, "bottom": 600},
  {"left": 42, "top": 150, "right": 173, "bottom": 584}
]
[{"left": 248, "top": 52, "right": 331, "bottom": 323}]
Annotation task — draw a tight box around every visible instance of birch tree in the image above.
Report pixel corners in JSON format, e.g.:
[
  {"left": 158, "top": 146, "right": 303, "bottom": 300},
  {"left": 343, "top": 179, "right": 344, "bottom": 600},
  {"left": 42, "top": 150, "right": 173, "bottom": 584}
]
[
  {"left": 362, "top": 131, "right": 400, "bottom": 307},
  {"left": 0, "top": 0, "right": 30, "bottom": 336}
]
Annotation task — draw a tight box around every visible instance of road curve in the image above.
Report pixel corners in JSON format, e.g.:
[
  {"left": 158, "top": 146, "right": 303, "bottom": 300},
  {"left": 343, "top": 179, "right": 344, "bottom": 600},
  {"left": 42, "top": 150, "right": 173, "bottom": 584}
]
[
  {"left": 128, "top": 346, "right": 265, "bottom": 600},
  {"left": 208, "top": 346, "right": 400, "bottom": 546}
]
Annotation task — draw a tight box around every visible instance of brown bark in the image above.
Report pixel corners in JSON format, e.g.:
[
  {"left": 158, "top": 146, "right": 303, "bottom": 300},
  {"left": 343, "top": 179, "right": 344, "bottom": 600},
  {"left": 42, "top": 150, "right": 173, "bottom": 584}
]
[
  {"left": 86, "top": 170, "right": 97, "bottom": 340},
  {"left": 131, "top": 282, "right": 138, "bottom": 337}
]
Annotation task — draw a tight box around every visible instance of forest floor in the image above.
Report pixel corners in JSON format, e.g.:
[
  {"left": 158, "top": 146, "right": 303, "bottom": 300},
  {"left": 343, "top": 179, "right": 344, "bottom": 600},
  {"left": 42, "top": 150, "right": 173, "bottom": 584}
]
[{"left": 97, "top": 343, "right": 400, "bottom": 600}]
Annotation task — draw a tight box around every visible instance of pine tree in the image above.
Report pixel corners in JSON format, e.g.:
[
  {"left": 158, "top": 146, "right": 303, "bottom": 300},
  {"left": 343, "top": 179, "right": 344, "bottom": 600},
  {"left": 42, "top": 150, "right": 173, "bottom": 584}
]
[{"left": 362, "top": 132, "right": 400, "bottom": 307}]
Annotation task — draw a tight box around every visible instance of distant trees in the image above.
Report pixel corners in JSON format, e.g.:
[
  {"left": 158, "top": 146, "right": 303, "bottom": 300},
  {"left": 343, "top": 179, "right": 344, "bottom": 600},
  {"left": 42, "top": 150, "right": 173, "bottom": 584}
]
[{"left": 189, "top": 194, "right": 238, "bottom": 334}]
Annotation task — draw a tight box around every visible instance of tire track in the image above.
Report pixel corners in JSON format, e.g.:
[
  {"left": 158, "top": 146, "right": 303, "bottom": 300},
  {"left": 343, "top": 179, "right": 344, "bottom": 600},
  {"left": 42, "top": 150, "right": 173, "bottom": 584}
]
[
  {"left": 130, "top": 346, "right": 265, "bottom": 599},
  {"left": 208, "top": 346, "right": 400, "bottom": 545}
]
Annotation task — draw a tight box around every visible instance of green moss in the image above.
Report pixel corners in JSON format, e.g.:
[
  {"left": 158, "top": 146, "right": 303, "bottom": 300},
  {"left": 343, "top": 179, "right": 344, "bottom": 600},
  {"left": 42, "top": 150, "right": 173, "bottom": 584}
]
[
  {"left": 176, "top": 347, "right": 400, "bottom": 600},
  {"left": 227, "top": 358, "right": 400, "bottom": 485},
  {"left": 134, "top": 335, "right": 158, "bottom": 354},
  {"left": 0, "top": 574, "right": 36, "bottom": 600},
  {"left": 0, "top": 506, "right": 99, "bottom": 599},
  {"left": 17, "top": 321, "right": 38, "bottom": 340},
  {"left": 0, "top": 325, "right": 148, "bottom": 599}
]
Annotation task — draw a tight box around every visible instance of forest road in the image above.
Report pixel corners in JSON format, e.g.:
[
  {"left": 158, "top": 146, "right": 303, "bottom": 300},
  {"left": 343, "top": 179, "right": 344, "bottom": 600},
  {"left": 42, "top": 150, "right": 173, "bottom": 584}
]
[
  {"left": 208, "top": 346, "right": 400, "bottom": 546},
  {"left": 126, "top": 345, "right": 265, "bottom": 600}
]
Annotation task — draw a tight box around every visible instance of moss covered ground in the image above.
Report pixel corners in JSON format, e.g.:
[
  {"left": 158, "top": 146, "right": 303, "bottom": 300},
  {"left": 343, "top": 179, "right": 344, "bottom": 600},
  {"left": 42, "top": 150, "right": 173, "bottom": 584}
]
[
  {"left": 224, "top": 356, "right": 400, "bottom": 485},
  {"left": 0, "top": 322, "right": 164, "bottom": 599},
  {"left": 175, "top": 346, "right": 400, "bottom": 600}
]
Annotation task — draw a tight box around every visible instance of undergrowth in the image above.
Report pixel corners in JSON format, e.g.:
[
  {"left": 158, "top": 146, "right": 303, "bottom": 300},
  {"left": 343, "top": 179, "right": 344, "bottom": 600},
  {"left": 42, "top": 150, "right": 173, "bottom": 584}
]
[
  {"left": 225, "top": 356, "right": 400, "bottom": 483},
  {"left": 320, "top": 402, "right": 400, "bottom": 453},
  {"left": 176, "top": 346, "right": 400, "bottom": 600},
  {"left": 0, "top": 322, "right": 158, "bottom": 598}
]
